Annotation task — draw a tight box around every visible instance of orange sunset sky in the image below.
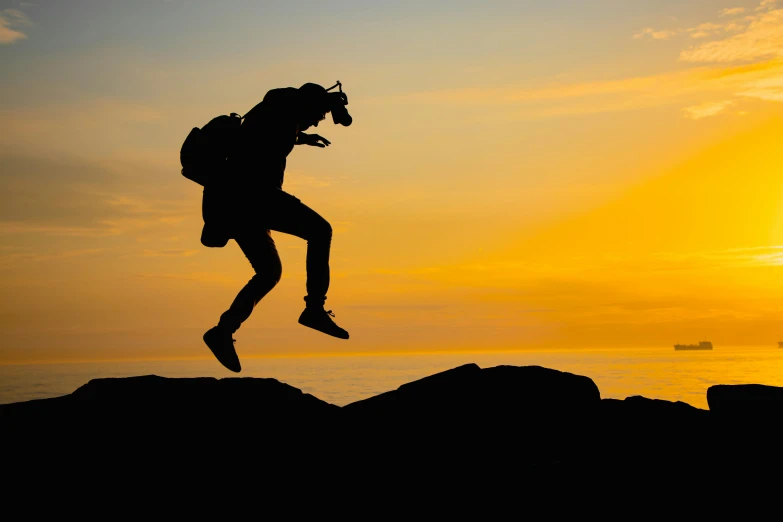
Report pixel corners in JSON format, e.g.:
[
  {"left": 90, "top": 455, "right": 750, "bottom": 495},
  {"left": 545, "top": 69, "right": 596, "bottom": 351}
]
[{"left": 1, "top": 0, "right": 783, "bottom": 363}]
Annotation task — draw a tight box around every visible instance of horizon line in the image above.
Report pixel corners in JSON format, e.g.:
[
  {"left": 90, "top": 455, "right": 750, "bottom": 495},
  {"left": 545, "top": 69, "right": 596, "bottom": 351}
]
[{"left": 1, "top": 344, "right": 780, "bottom": 366}]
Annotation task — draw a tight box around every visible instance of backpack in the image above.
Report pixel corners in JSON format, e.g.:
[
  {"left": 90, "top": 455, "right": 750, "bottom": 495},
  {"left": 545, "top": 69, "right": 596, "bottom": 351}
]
[
  {"left": 180, "top": 112, "right": 242, "bottom": 186},
  {"left": 181, "top": 113, "right": 242, "bottom": 249}
]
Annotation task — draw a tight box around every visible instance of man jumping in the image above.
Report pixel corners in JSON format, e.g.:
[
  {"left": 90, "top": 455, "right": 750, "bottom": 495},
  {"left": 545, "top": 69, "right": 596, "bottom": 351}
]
[{"left": 202, "top": 82, "right": 352, "bottom": 373}]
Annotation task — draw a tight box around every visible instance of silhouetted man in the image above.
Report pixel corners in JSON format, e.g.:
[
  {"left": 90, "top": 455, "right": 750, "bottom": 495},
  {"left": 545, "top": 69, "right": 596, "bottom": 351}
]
[{"left": 202, "top": 82, "right": 351, "bottom": 372}]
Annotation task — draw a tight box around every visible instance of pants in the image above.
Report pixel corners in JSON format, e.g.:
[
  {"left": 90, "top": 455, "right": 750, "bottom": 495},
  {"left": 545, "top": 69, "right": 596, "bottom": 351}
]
[{"left": 217, "top": 189, "right": 333, "bottom": 334}]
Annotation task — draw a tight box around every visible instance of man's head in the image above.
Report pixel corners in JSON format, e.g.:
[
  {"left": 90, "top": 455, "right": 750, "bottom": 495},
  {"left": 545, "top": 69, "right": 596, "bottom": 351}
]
[{"left": 297, "top": 83, "right": 331, "bottom": 130}]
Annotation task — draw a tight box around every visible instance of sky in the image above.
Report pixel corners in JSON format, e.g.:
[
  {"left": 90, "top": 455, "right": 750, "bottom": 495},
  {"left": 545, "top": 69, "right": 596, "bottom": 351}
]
[{"left": 1, "top": 0, "right": 783, "bottom": 363}]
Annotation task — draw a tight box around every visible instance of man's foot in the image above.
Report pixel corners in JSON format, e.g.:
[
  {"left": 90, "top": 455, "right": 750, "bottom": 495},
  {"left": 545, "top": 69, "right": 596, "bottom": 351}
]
[
  {"left": 298, "top": 307, "right": 349, "bottom": 339},
  {"left": 203, "top": 326, "right": 241, "bottom": 372}
]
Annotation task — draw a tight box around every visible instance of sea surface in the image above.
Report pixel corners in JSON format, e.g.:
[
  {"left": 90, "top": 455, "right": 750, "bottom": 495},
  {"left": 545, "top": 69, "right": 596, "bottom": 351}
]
[{"left": 2, "top": 346, "right": 783, "bottom": 409}]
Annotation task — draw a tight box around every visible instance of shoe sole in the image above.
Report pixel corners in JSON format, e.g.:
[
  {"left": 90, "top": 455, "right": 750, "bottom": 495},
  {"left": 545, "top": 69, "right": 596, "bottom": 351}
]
[
  {"left": 203, "top": 333, "right": 242, "bottom": 373},
  {"left": 298, "top": 319, "right": 349, "bottom": 340}
]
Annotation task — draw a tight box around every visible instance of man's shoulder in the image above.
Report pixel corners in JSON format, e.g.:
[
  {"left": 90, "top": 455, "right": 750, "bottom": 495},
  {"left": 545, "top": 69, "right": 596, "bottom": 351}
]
[
  {"left": 263, "top": 87, "right": 299, "bottom": 103},
  {"left": 264, "top": 87, "right": 299, "bottom": 101},
  {"left": 243, "top": 87, "right": 298, "bottom": 123}
]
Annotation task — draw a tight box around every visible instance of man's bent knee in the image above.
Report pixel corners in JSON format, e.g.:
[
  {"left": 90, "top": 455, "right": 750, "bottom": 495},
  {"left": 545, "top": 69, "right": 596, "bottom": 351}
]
[
  {"left": 268, "top": 257, "right": 283, "bottom": 285},
  {"left": 247, "top": 264, "right": 282, "bottom": 295},
  {"left": 314, "top": 219, "right": 332, "bottom": 242}
]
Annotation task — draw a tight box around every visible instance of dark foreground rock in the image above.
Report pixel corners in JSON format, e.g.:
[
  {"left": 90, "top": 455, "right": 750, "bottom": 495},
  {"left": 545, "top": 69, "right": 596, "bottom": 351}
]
[
  {"left": 708, "top": 383, "right": 783, "bottom": 417},
  {"left": 1, "top": 364, "right": 782, "bottom": 497},
  {"left": 1, "top": 374, "right": 336, "bottom": 423},
  {"left": 342, "top": 364, "right": 602, "bottom": 467},
  {"left": 0, "top": 375, "right": 338, "bottom": 459},
  {"left": 343, "top": 364, "right": 600, "bottom": 418}
]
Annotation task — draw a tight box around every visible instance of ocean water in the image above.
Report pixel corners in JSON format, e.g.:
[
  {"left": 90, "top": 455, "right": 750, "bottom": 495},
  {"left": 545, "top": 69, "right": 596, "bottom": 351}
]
[{"left": 2, "top": 346, "right": 783, "bottom": 409}]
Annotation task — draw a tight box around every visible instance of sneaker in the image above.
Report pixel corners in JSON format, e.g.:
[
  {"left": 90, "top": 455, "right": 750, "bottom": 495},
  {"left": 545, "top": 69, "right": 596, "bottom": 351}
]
[
  {"left": 203, "top": 326, "right": 241, "bottom": 373},
  {"left": 298, "top": 307, "right": 350, "bottom": 339}
]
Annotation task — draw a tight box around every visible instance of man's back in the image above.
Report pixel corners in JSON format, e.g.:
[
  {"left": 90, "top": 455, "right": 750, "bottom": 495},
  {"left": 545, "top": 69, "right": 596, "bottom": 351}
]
[{"left": 227, "top": 87, "right": 301, "bottom": 192}]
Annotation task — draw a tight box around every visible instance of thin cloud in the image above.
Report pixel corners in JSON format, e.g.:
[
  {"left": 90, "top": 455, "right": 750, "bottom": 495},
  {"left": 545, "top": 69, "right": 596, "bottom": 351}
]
[
  {"left": 141, "top": 249, "right": 199, "bottom": 257},
  {"left": 0, "top": 8, "right": 30, "bottom": 44},
  {"left": 687, "top": 22, "right": 732, "bottom": 39},
  {"left": 347, "top": 304, "right": 447, "bottom": 311},
  {"left": 0, "top": 98, "right": 165, "bottom": 153},
  {"left": 629, "top": 1, "right": 783, "bottom": 109},
  {"left": 682, "top": 100, "right": 733, "bottom": 119},
  {"left": 134, "top": 272, "right": 240, "bottom": 285},
  {"left": 680, "top": 8, "right": 783, "bottom": 63},
  {"left": 284, "top": 170, "right": 332, "bottom": 188},
  {"left": 723, "top": 22, "right": 746, "bottom": 32},
  {"left": 0, "top": 248, "right": 105, "bottom": 268},
  {"left": 0, "top": 154, "right": 193, "bottom": 238},
  {"left": 0, "top": 222, "right": 122, "bottom": 237},
  {"left": 737, "top": 76, "right": 783, "bottom": 101},
  {"left": 633, "top": 21, "right": 750, "bottom": 43},
  {"left": 720, "top": 7, "right": 746, "bottom": 17},
  {"left": 634, "top": 28, "right": 680, "bottom": 40},
  {"left": 653, "top": 246, "right": 783, "bottom": 268},
  {"left": 633, "top": 2, "right": 781, "bottom": 47},
  {"left": 402, "top": 59, "right": 783, "bottom": 120}
]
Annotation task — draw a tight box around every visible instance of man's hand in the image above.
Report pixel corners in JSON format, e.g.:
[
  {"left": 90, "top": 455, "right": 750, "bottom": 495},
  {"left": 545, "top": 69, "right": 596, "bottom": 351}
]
[{"left": 297, "top": 133, "right": 331, "bottom": 148}]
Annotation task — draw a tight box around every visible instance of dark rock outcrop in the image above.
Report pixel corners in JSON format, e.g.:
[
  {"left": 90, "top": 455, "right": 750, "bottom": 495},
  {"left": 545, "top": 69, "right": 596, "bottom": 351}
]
[
  {"left": 595, "top": 396, "right": 713, "bottom": 470},
  {"left": 600, "top": 395, "right": 709, "bottom": 425},
  {"left": 337, "top": 364, "right": 603, "bottom": 471},
  {"left": 343, "top": 364, "right": 601, "bottom": 419},
  {"left": 706, "top": 384, "right": 783, "bottom": 458},
  {"left": 0, "top": 375, "right": 338, "bottom": 449},
  {"left": 707, "top": 384, "right": 783, "bottom": 417},
  {"left": 2, "top": 363, "right": 782, "bottom": 487}
]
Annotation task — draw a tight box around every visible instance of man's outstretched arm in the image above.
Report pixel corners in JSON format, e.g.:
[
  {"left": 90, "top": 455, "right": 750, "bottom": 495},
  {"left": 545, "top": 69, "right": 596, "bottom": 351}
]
[{"left": 296, "top": 133, "right": 331, "bottom": 148}]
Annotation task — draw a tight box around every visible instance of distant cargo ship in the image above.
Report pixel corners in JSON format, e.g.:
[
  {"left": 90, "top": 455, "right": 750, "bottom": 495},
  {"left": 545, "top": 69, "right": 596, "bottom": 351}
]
[
  {"left": 674, "top": 341, "right": 713, "bottom": 351},
  {"left": 778, "top": 341, "right": 783, "bottom": 348}
]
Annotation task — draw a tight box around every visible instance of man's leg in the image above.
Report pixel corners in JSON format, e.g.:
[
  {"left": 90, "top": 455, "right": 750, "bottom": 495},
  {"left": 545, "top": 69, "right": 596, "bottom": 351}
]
[
  {"left": 204, "top": 229, "right": 282, "bottom": 372},
  {"left": 264, "top": 190, "right": 348, "bottom": 339},
  {"left": 219, "top": 230, "right": 282, "bottom": 333}
]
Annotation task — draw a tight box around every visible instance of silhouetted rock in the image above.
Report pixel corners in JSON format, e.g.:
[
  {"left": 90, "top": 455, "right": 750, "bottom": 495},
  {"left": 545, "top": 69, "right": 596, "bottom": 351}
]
[
  {"left": 595, "top": 396, "right": 713, "bottom": 470},
  {"left": 341, "top": 364, "right": 601, "bottom": 467},
  {"left": 601, "top": 395, "right": 708, "bottom": 421},
  {"left": 343, "top": 364, "right": 600, "bottom": 418},
  {"left": 3, "top": 363, "right": 783, "bottom": 485},
  {"left": 706, "top": 384, "right": 783, "bottom": 462},
  {"left": 0, "top": 375, "right": 338, "bottom": 450},
  {"left": 708, "top": 384, "right": 783, "bottom": 417}
]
